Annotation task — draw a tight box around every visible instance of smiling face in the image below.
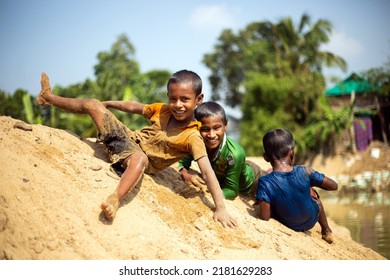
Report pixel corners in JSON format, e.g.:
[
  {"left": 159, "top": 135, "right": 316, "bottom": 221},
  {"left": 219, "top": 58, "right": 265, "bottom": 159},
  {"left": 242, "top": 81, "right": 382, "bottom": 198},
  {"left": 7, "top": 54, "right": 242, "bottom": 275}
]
[
  {"left": 167, "top": 82, "right": 203, "bottom": 123},
  {"left": 199, "top": 115, "right": 227, "bottom": 151}
]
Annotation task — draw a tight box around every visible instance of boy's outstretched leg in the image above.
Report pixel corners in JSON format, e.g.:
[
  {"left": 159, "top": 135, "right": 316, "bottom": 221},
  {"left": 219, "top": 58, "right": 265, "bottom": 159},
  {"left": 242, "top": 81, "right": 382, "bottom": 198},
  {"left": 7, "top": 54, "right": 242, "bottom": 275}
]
[
  {"left": 36, "top": 72, "right": 107, "bottom": 129},
  {"left": 318, "top": 199, "right": 333, "bottom": 244},
  {"left": 37, "top": 72, "right": 148, "bottom": 222},
  {"left": 101, "top": 153, "right": 148, "bottom": 221}
]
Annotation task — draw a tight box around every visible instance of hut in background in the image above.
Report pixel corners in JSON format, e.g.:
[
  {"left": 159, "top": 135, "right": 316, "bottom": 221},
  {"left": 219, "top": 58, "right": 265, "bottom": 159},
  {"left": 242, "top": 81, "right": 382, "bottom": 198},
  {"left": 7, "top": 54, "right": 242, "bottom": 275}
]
[{"left": 325, "top": 73, "right": 389, "bottom": 152}]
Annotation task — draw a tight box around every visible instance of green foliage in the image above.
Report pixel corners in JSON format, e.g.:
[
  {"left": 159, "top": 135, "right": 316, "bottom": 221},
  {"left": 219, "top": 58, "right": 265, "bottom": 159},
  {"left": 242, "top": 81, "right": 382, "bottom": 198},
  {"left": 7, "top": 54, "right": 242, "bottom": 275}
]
[
  {"left": 0, "top": 34, "right": 173, "bottom": 140},
  {"left": 362, "top": 60, "right": 390, "bottom": 97},
  {"left": 240, "top": 108, "right": 297, "bottom": 156},
  {"left": 242, "top": 73, "right": 292, "bottom": 117},
  {"left": 15, "top": 34, "right": 171, "bottom": 137},
  {"left": 203, "top": 13, "right": 346, "bottom": 108},
  {"left": 296, "top": 95, "right": 353, "bottom": 157},
  {"left": 287, "top": 71, "right": 326, "bottom": 125},
  {"left": 240, "top": 73, "right": 299, "bottom": 155},
  {"left": 116, "top": 70, "right": 171, "bottom": 131},
  {"left": 22, "top": 93, "right": 43, "bottom": 124},
  {"left": 204, "top": 13, "right": 349, "bottom": 158},
  {"left": 0, "top": 89, "right": 32, "bottom": 122},
  {"left": 94, "top": 33, "right": 141, "bottom": 101},
  {"left": 0, "top": 89, "right": 46, "bottom": 126}
]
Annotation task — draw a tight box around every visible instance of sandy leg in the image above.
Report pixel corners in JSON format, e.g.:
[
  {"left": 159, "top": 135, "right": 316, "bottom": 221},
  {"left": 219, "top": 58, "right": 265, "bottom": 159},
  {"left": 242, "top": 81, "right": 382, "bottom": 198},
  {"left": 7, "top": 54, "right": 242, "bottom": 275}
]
[
  {"left": 36, "top": 72, "right": 52, "bottom": 106},
  {"left": 100, "top": 193, "right": 120, "bottom": 221},
  {"left": 321, "top": 229, "right": 333, "bottom": 244}
]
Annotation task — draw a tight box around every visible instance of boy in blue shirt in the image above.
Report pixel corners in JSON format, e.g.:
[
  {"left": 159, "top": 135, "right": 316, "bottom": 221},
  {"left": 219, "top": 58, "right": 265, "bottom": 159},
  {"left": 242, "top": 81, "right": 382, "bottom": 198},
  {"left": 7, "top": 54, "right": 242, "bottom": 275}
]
[{"left": 256, "top": 128, "right": 338, "bottom": 243}]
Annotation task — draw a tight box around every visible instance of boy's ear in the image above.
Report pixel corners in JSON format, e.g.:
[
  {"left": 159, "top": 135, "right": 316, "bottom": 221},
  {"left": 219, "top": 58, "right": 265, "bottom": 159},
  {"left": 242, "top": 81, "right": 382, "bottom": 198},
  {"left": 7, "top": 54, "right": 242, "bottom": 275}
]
[
  {"left": 196, "top": 93, "right": 204, "bottom": 104},
  {"left": 263, "top": 153, "right": 270, "bottom": 162},
  {"left": 289, "top": 149, "right": 295, "bottom": 163}
]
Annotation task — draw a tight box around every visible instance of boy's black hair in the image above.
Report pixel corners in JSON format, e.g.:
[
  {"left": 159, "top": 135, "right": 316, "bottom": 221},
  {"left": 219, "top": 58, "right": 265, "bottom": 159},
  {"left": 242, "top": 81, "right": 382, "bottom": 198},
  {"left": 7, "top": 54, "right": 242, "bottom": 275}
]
[
  {"left": 167, "top": 70, "right": 202, "bottom": 96},
  {"left": 263, "top": 128, "right": 295, "bottom": 160},
  {"left": 194, "top": 101, "right": 228, "bottom": 124}
]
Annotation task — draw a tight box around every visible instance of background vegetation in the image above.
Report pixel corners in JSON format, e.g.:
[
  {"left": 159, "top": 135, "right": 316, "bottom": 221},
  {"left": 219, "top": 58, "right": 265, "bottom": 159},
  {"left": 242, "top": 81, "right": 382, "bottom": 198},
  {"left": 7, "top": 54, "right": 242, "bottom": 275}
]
[{"left": 1, "top": 14, "right": 389, "bottom": 161}]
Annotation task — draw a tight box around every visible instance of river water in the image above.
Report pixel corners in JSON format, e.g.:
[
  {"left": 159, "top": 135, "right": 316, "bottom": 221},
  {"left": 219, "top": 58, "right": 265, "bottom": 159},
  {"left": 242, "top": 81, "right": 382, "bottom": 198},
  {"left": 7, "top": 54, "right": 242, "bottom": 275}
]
[{"left": 319, "top": 190, "right": 390, "bottom": 259}]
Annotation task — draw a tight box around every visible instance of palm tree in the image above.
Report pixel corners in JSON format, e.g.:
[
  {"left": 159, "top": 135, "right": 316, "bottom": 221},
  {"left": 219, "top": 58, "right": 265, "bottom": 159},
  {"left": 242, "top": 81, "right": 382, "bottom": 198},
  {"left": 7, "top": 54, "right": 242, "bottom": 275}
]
[
  {"left": 203, "top": 14, "right": 347, "bottom": 108},
  {"left": 274, "top": 13, "right": 347, "bottom": 75},
  {"left": 269, "top": 14, "right": 348, "bottom": 125}
]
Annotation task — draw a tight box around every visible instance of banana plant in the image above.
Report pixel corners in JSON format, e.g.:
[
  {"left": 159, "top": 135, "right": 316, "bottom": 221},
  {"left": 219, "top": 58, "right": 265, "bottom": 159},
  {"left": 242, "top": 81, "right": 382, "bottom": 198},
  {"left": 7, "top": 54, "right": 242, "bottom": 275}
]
[{"left": 22, "top": 93, "right": 43, "bottom": 124}]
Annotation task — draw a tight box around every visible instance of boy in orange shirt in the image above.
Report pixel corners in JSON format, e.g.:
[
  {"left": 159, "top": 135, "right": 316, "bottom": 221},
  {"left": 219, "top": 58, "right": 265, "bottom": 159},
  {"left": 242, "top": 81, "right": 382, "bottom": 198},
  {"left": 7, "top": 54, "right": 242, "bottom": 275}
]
[{"left": 37, "top": 70, "right": 237, "bottom": 228}]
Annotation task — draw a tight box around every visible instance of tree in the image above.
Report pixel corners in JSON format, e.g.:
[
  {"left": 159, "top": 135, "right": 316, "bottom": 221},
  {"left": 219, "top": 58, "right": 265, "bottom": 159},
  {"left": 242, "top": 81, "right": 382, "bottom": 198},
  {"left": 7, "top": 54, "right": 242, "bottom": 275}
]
[
  {"left": 94, "top": 33, "right": 141, "bottom": 101},
  {"left": 92, "top": 34, "right": 172, "bottom": 133},
  {"left": 204, "top": 14, "right": 347, "bottom": 156},
  {"left": 240, "top": 72, "right": 298, "bottom": 155},
  {"left": 30, "top": 34, "right": 173, "bottom": 137},
  {"left": 3, "top": 34, "right": 172, "bottom": 139},
  {"left": 203, "top": 14, "right": 346, "bottom": 108},
  {"left": 203, "top": 26, "right": 275, "bottom": 106},
  {"left": 275, "top": 14, "right": 346, "bottom": 74},
  {"left": 0, "top": 89, "right": 30, "bottom": 122},
  {"left": 296, "top": 95, "right": 354, "bottom": 162}
]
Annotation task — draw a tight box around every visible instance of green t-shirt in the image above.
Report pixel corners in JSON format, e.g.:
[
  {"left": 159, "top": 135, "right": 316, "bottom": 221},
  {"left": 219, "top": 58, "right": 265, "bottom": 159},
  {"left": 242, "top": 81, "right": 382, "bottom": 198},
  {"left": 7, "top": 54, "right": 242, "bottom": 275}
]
[{"left": 178, "top": 134, "right": 256, "bottom": 199}]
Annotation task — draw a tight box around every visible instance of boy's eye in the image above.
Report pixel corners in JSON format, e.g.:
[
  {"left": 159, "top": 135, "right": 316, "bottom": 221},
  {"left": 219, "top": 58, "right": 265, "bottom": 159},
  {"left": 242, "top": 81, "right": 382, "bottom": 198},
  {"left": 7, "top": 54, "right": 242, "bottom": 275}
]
[{"left": 168, "top": 97, "right": 190, "bottom": 102}]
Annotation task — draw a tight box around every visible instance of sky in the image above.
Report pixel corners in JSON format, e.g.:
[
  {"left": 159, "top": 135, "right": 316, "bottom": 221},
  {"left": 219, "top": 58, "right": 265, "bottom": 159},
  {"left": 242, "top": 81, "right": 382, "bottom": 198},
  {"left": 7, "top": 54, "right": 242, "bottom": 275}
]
[{"left": 1, "top": 0, "right": 389, "bottom": 101}]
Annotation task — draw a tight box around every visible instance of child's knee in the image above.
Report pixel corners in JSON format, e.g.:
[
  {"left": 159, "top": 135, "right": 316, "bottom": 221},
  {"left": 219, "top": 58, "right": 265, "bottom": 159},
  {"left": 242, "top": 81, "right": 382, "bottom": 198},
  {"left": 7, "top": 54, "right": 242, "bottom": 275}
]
[
  {"left": 84, "top": 99, "right": 104, "bottom": 111},
  {"left": 125, "top": 153, "right": 148, "bottom": 169}
]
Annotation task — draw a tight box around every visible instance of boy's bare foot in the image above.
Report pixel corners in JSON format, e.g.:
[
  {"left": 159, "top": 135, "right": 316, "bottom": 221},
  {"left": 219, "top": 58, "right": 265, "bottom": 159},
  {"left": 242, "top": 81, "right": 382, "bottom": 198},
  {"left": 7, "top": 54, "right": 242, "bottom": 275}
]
[
  {"left": 321, "top": 230, "right": 334, "bottom": 244},
  {"left": 36, "top": 72, "right": 52, "bottom": 106},
  {"left": 100, "top": 193, "right": 119, "bottom": 221}
]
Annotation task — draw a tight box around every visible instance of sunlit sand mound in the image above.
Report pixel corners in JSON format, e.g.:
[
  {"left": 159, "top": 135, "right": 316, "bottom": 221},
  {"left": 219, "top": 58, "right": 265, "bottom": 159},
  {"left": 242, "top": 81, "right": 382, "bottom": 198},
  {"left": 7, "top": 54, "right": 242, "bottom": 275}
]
[{"left": 0, "top": 116, "right": 385, "bottom": 260}]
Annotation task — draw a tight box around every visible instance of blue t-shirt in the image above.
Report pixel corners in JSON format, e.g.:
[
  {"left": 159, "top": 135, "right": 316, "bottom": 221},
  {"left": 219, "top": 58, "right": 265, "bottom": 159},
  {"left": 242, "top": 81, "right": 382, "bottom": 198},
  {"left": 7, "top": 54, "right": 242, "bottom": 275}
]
[{"left": 256, "top": 165, "right": 325, "bottom": 231}]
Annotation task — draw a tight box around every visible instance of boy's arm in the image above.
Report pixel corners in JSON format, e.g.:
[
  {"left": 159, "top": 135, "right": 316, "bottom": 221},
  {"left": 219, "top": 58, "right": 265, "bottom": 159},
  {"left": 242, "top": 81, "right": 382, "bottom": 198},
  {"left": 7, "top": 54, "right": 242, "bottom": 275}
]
[
  {"left": 179, "top": 167, "right": 205, "bottom": 189},
  {"left": 178, "top": 155, "right": 205, "bottom": 188},
  {"left": 222, "top": 162, "right": 244, "bottom": 199},
  {"left": 307, "top": 167, "right": 338, "bottom": 191},
  {"left": 319, "top": 176, "right": 338, "bottom": 191},
  {"left": 102, "top": 100, "right": 145, "bottom": 114},
  {"left": 258, "top": 201, "right": 271, "bottom": 220},
  {"left": 196, "top": 156, "right": 237, "bottom": 228},
  {"left": 221, "top": 143, "right": 248, "bottom": 199}
]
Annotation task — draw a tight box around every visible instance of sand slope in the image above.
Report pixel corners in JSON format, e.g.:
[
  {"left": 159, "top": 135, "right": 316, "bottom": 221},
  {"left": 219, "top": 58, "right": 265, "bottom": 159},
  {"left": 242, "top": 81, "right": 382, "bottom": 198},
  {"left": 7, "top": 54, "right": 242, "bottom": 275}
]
[{"left": 0, "top": 116, "right": 385, "bottom": 260}]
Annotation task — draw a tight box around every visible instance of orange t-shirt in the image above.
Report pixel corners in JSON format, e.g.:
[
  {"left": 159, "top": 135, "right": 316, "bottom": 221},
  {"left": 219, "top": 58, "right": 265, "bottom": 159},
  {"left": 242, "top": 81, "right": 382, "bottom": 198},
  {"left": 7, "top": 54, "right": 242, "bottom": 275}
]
[{"left": 134, "top": 103, "right": 207, "bottom": 173}]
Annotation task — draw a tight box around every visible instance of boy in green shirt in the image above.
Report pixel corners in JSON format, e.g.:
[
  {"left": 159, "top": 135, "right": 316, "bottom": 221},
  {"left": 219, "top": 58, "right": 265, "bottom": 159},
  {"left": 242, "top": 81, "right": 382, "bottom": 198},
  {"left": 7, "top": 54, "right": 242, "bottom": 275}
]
[{"left": 178, "top": 102, "right": 267, "bottom": 199}]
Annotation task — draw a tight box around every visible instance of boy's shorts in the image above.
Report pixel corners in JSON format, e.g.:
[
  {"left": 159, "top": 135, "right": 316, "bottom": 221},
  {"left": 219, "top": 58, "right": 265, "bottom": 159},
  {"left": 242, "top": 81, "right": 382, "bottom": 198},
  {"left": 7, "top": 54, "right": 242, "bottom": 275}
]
[{"left": 98, "top": 111, "right": 150, "bottom": 171}]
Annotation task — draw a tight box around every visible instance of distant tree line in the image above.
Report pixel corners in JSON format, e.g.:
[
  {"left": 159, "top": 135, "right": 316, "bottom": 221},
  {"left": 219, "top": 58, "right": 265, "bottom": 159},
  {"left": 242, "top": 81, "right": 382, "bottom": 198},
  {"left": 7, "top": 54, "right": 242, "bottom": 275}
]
[
  {"left": 0, "top": 34, "right": 171, "bottom": 138},
  {"left": 202, "top": 13, "right": 389, "bottom": 161},
  {"left": 1, "top": 14, "right": 389, "bottom": 161}
]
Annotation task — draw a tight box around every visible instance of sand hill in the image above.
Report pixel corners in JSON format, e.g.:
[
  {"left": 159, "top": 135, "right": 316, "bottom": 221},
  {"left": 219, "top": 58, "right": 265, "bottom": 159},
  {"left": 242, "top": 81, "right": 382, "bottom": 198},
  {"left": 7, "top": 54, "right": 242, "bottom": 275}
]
[{"left": 0, "top": 116, "right": 385, "bottom": 260}]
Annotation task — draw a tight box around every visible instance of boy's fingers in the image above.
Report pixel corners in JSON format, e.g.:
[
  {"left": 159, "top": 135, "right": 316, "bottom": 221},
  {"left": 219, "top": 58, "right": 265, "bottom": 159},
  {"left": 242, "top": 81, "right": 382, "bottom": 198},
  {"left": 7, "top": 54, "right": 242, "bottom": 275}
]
[
  {"left": 196, "top": 176, "right": 205, "bottom": 184},
  {"left": 213, "top": 212, "right": 238, "bottom": 228},
  {"left": 191, "top": 176, "right": 205, "bottom": 188},
  {"left": 229, "top": 218, "right": 238, "bottom": 228}
]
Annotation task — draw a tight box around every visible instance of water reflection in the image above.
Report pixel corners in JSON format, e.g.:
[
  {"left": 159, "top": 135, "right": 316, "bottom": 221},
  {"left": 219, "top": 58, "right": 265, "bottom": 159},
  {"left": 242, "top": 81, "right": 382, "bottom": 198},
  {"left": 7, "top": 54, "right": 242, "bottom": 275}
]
[{"left": 319, "top": 190, "right": 390, "bottom": 259}]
